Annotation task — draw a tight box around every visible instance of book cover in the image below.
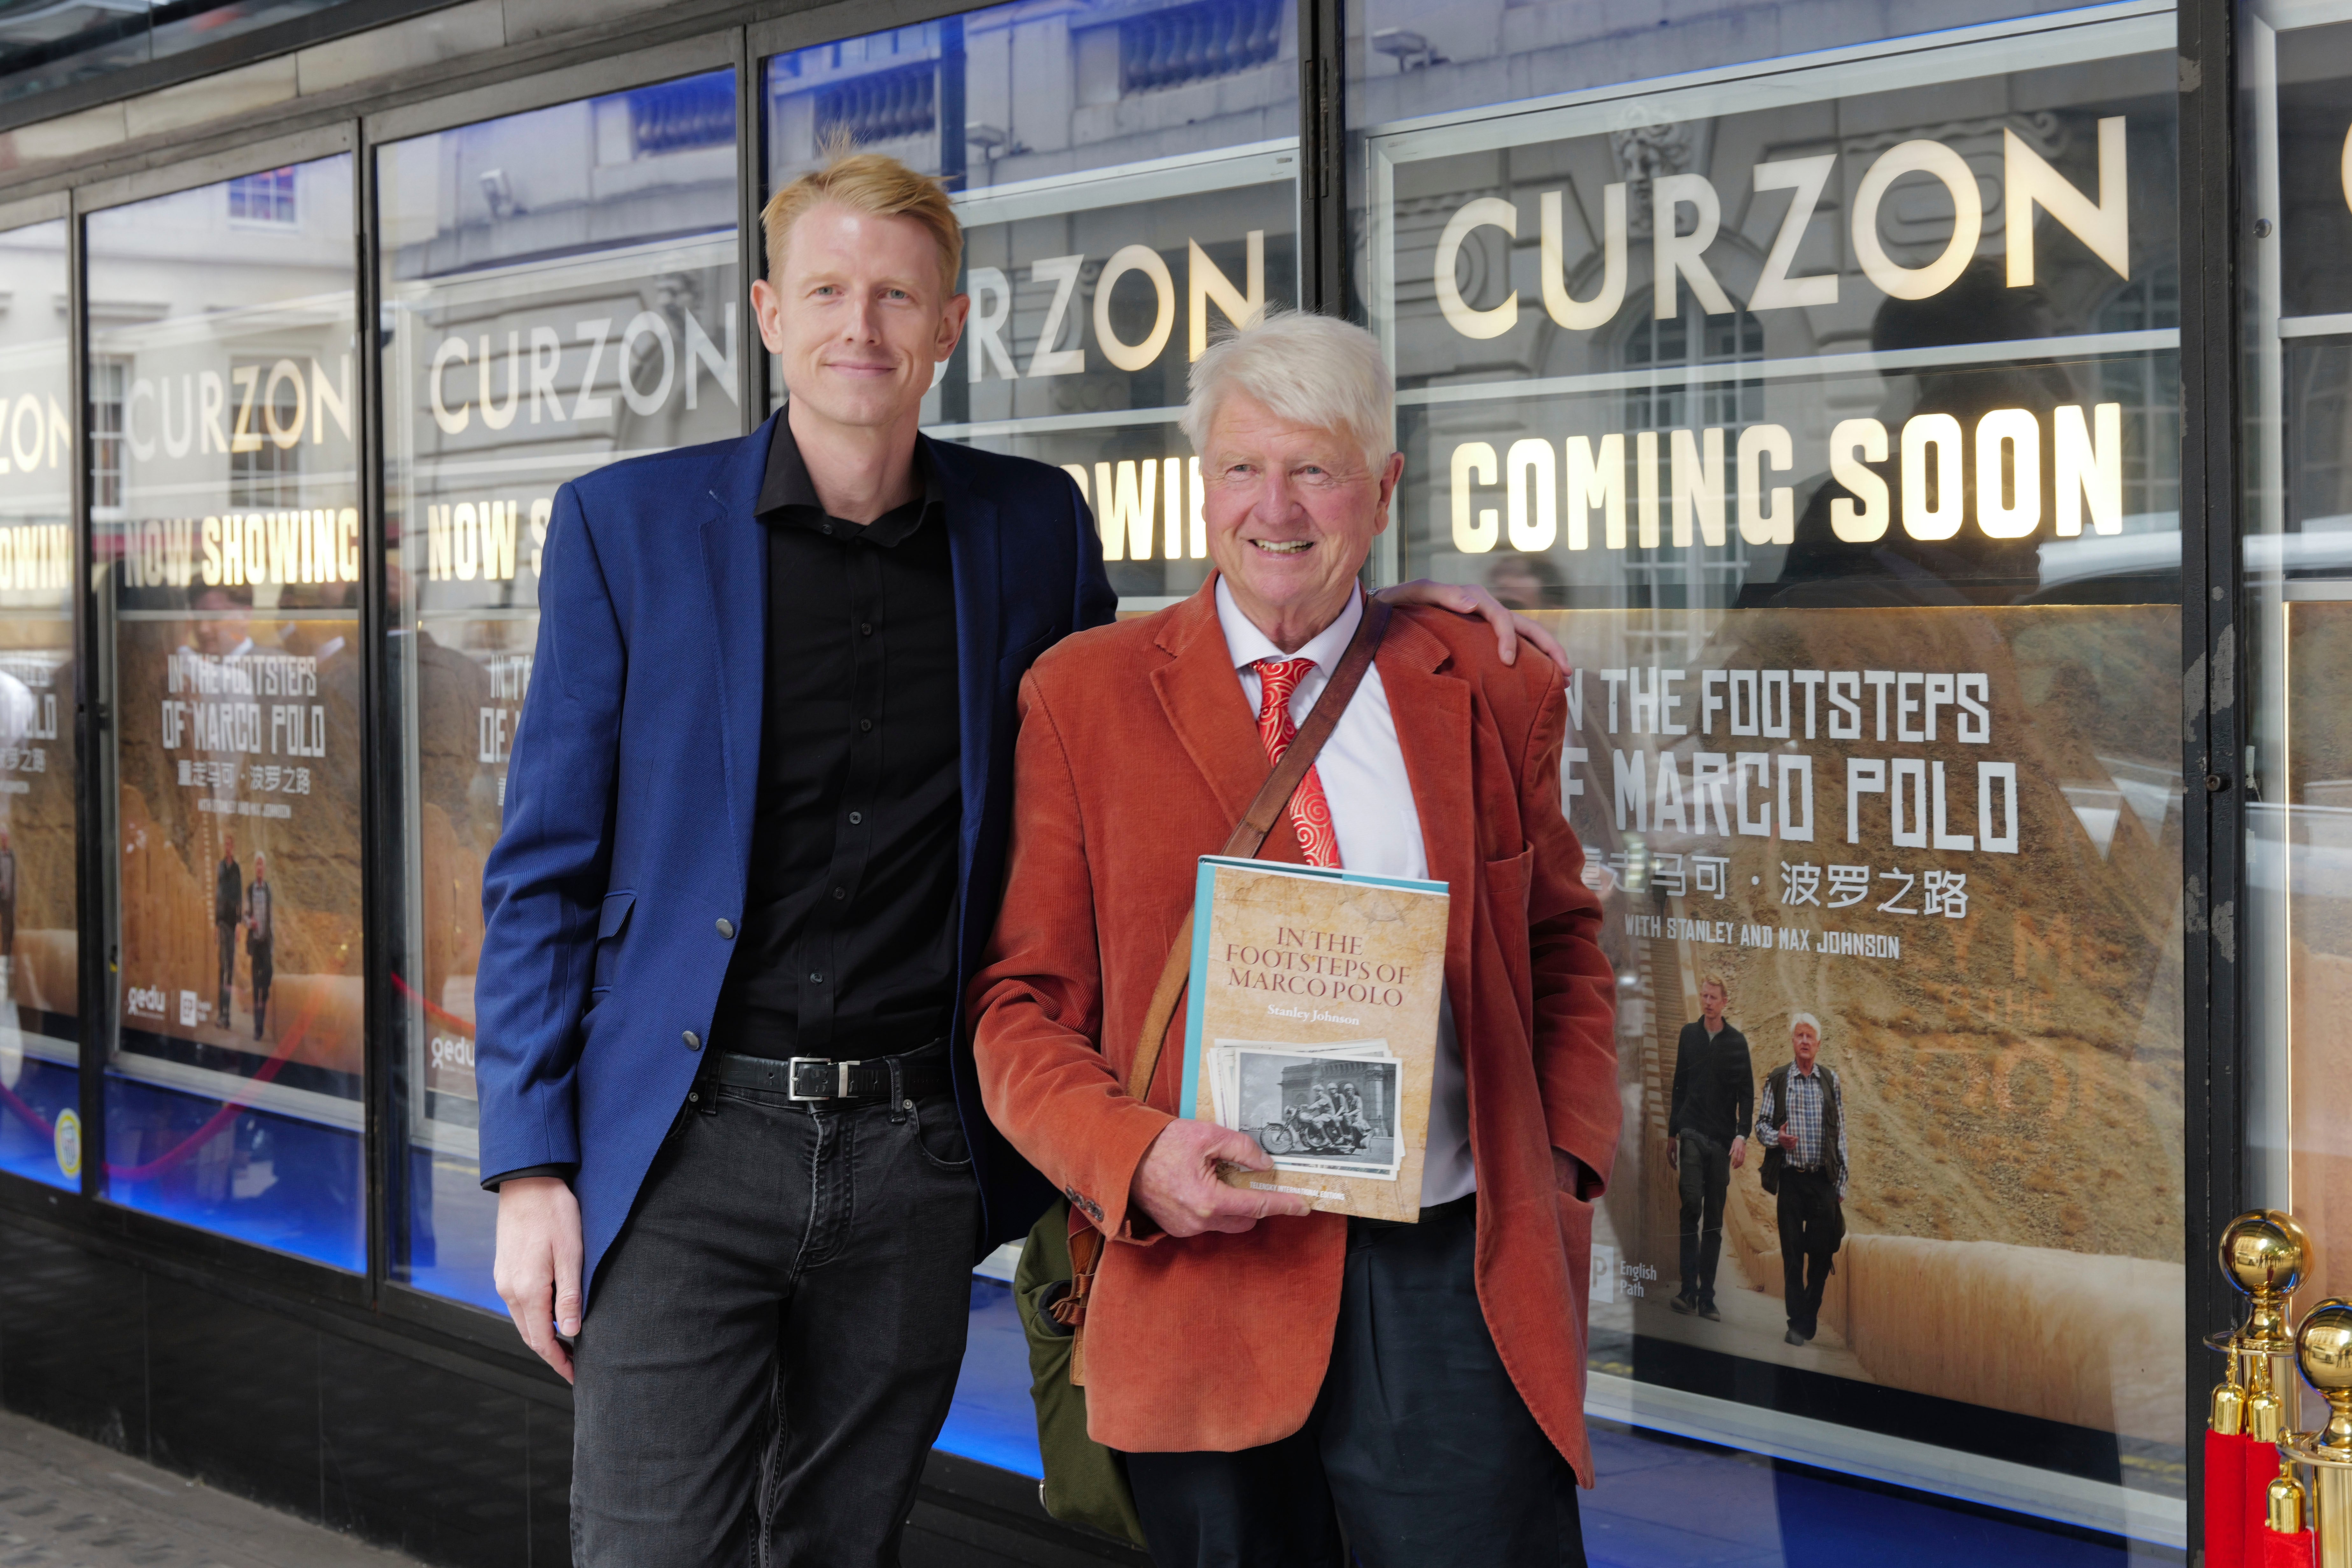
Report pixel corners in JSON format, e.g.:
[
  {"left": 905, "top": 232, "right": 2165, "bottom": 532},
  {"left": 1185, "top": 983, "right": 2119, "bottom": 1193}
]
[{"left": 1180, "top": 855, "right": 1451, "bottom": 1222}]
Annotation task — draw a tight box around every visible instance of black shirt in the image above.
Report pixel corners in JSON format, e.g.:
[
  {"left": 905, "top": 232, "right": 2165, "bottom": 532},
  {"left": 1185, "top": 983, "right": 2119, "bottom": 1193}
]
[
  {"left": 710, "top": 415, "right": 962, "bottom": 1061},
  {"left": 1667, "top": 1019, "right": 1754, "bottom": 1147},
  {"left": 483, "top": 420, "right": 961, "bottom": 1186}
]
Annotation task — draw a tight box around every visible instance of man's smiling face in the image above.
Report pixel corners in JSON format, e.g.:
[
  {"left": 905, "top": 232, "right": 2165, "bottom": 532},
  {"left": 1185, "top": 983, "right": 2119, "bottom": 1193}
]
[
  {"left": 1199, "top": 393, "right": 1401, "bottom": 648},
  {"left": 754, "top": 200, "right": 966, "bottom": 435}
]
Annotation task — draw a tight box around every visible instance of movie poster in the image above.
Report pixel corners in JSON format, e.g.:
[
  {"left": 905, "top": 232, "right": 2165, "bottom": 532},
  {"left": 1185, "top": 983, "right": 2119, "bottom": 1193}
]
[
  {"left": 0, "top": 635, "right": 78, "bottom": 1037},
  {"left": 0, "top": 217, "right": 81, "bottom": 1188},
  {"left": 113, "top": 612, "right": 363, "bottom": 1098},
  {"left": 1541, "top": 605, "right": 2185, "bottom": 1451}
]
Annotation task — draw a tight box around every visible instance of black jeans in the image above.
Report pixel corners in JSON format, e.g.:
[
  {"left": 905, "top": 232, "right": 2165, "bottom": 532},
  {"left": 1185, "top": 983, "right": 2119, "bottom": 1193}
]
[
  {"left": 215, "top": 922, "right": 235, "bottom": 1018},
  {"left": 1123, "top": 1196, "right": 1587, "bottom": 1568},
  {"left": 1775, "top": 1167, "right": 1844, "bottom": 1338},
  {"left": 570, "top": 1079, "right": 982, "bottom": 1567},
  {"left": 1675, "top": 1133, "right": 1730, "bottom": 1306},
  {"left": 248, "top": 943, "right": 271, "bottom": 1037}
]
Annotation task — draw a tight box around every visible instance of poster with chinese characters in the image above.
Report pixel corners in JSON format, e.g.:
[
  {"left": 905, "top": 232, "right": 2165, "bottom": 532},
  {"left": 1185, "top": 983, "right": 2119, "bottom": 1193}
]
[
  {"left": 114, "top": 612, "right": 363, "bottom": 1106},
  {"left": 1547, "top": 606, "right": 2185, "bottom": 1453}
]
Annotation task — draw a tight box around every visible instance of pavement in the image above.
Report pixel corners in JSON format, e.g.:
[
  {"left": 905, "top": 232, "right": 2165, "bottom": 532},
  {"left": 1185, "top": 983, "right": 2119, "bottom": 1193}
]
[{"left": 0, "top": 1406, "right": 423, "bottom": 1568}]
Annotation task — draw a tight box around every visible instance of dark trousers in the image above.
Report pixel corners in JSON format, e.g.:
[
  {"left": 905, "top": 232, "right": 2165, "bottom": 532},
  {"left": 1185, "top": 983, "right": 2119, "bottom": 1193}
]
[
  {"left": 1675, "top": 1133, "right": 1730, "bottom": 1306},
  {"left": 570, "top": 1078, "right": 982, "bottom": 1567},
  {"left": 1123, "top": 1196, "right": 1587, "bottom": 1568},
  {"left": 1775, "top": 1168, "right": 1844, "bottom": 1338},
  {"left": 248, "top": 943, "right": 271, "bottom": 1038},
  {"left": 215, "top": 922, "right": 235, "bottom": 1019}
]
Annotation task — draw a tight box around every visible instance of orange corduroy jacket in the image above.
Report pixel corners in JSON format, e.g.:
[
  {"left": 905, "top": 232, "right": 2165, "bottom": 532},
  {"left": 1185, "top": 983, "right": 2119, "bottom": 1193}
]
[{"left": 967, "top": 581, "right": 1620, "bottom": 1482}]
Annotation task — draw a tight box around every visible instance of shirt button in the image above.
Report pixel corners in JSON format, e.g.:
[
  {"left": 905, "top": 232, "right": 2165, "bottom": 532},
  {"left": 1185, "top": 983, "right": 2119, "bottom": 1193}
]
[
  {"left": 848, "top": 811, "right": 863, "bottom": 824},
  {"left": 832, "top": 887, "right": 846, "bottom": 900},
  {"left": 808, "top": 972, "right": 825, "bottom": 985},
  {"left": 682, "top": 1030, "right": 702, "bottom": 1051},
  {"left": 859, "top": 718, "right": 873, "bottom": 732},
  {"left": 860, "top": 622, "right": 873, "bottom": 636},
  {"left": 715, "top": 918, "right": 735, "bottom": 939}
]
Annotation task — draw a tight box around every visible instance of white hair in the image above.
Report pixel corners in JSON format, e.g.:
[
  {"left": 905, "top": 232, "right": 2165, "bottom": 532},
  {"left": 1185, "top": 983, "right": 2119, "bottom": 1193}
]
[
  {"left": 1180, "top": 309, "right": 1395, "bottom": 474},
  {"left": 1789, "top": 1012, "right": 1823, "bottom": 1040}
]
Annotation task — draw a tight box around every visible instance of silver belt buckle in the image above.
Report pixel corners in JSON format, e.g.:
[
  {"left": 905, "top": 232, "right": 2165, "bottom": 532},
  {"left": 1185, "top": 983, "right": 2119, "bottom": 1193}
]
[{"left": 787, "top": 1057, "right": 851, "bottom": 1100}]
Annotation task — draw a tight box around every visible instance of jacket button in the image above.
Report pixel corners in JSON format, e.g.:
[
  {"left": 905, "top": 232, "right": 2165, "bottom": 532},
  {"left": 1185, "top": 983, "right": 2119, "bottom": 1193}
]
[
  {"left": 716, "top": 918, "right": 735, "bottom": 939},
  {"left": 683, "top": 1030, "right": 702, "bottom": 1051}
]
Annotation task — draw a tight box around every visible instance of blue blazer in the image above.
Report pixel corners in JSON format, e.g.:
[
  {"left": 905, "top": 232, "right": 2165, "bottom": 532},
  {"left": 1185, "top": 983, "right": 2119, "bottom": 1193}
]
[{"left": 475, "top": 412, "right": 1115, "bottom": 1299}]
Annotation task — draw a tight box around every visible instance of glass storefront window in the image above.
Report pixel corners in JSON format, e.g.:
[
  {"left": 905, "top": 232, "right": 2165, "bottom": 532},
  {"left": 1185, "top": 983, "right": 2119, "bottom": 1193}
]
[
  {"left": 86, "top": 155, "right": 365, "bottom": 1270},
  {"left": 768, "top": 0, "right": 1302, "bottom": 610},
  {"left": 0, "top": 217, "right": 79, "bottom": 1193},
  {"left": 379, "top": 69, "right": 743, "bottom": 1310},
  {"left": 1352, "top": 0, "right": 2184, "bottom": 1546},
  {"left": 2239, "top": 0, "right": 2352, "bottom": 1407}
]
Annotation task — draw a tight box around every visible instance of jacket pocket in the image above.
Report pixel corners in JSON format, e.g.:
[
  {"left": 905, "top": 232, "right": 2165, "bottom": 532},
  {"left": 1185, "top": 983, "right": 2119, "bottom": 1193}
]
[
  {"left": 1485, "top": 845, "right": 1533, "bottom": 920},
  {"left": 1485, "top": 846, "right": 1535, "bottom": 1006},
  {"left": 592, "top": 890, "right": 635, "bottom": 994}
]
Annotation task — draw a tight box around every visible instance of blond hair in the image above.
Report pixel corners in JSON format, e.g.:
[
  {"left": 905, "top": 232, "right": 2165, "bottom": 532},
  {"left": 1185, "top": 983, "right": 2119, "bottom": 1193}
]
[
  {"left": 760, "top": 144, "right": 962, "bottom": 292},
  {"left": 1180, "top": 309, "right": 1395, "bottom": 473},
  {"left": 1698, "top": 975, "right": 1728, "bottom": 998}
]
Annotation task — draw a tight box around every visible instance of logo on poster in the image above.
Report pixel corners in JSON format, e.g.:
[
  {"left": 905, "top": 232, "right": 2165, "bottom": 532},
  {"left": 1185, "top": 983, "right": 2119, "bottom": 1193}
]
[
  {"left": 126, "top": 984, "right": 164, "bottom": 1019},
  {"left": 52, "top": 1110, "right": 78, "bottom": 1180}
]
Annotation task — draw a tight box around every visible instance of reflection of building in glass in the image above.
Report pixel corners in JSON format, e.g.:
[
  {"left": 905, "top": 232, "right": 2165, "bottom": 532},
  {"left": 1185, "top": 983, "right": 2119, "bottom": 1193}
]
[
  {"left": 2096, "top": 265, "right": 2181, "bottom": 521},
  {"left": 1618, "top": 302, "right": 1767, "bottom": 613},
  {"left": 1118, "top": 0, "right": 1284, "bottom": 94},
  {"left": 765, "top": 3, "right": 1298, "bottom": 190},
  {"left": 625, "top": 75, "right": 734, "bottom": 155},
  {"left": 88, "top": 357, "right": 125, "bottom": 515},
  {"left": 228, "top": 358, "right": 306, "bottom": 510},
  {"left": 226, "top": 167, "right": 298, "bottom": 227}
]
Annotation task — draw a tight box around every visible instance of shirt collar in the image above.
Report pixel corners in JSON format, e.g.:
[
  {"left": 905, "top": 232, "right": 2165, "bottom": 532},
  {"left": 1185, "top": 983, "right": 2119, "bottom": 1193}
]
[
  {"left": 1793, "top": 1061, "right": 1819, "bottom": 1079},
  {"left": 1215, "top": 578, "right": 1364, "bottom": 678},
  {"left": 757, "top": 409, "right": 942, "bottom": 546}
]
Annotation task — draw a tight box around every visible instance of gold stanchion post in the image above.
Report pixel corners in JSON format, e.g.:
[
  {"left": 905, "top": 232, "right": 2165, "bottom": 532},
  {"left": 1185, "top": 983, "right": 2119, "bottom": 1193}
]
[
  {"left": 2285, "top": 1300, "right": 2352, "bottom": 1567},
  {"left": 2216, "top": 1213, "right": 2313, "bottom": 1567}
]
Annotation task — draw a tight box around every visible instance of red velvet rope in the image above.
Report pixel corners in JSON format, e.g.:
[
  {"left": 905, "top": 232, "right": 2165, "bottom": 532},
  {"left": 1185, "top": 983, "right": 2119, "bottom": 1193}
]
[
  {"left": 0, "top": 1075, "right": 51, "bottom": 1142},
  {"left": 388, "top": 970, "right": 475, "bottom": 1034},
  {"left": 3, "top": 973, "right": 467, "bottom": 1179},
  {"left": 0, "top": 987, "right": 325, "bottom": 1180}
]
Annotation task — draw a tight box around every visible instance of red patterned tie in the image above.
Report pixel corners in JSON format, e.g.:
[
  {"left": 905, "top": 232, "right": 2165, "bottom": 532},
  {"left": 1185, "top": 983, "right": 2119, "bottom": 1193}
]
[{"left": 1252, "top": 657, "right": 1341, "bottom": 869}]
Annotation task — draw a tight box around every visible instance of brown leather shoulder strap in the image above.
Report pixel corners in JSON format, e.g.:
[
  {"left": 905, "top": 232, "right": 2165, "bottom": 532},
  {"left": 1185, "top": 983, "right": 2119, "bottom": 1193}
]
[{"left": 1122, "top": 598, "right": 1392, "bottom": 1103}]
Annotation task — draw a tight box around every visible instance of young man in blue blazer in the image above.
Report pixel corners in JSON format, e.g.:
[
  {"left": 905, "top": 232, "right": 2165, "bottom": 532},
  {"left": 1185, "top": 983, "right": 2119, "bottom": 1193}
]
[{"left": 476, "top": 149, "right": 1563, "bottom": 1565}]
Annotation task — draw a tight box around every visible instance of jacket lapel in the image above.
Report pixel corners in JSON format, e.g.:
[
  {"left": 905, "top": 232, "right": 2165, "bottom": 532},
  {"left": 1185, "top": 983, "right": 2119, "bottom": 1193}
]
[
  {"left": 697, "top": 413, "right": 779, "bottom": 883},
  {"left": 1151, "top": 580, "right": 1269, "bottom": 831},
  {"left": 1379, "top": 614, "right": 1475, "bottom": 955}
]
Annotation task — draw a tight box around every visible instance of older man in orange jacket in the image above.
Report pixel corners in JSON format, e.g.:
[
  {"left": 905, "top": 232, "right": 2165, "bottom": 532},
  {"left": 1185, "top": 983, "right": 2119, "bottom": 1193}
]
[{"left": 969, "top": 311, "right": 1620, "bottom": 1567}]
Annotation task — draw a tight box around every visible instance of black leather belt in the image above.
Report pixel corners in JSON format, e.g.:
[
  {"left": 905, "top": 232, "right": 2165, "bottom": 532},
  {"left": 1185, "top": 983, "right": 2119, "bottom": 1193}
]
[{"left": 701, "top": 1043, "right": 950, "bottom": 1104}]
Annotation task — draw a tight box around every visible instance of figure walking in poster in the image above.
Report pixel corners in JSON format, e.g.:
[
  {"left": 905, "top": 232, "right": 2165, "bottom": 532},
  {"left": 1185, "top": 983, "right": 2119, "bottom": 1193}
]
[
  {"left": 1757, "top": 1013, "right": 1848, "bottom": 1347},
  {"left": 0, "top": 827, "right": 19, "bottom": 962},
  {"left": 246, "top": 851, "right": 272, "bottom": 1041},
  {"left": 213, "top": 832, "right": 241, "bottom": 1028},
  {"left": 1668, "top": 976, "right": 1752, "bottom": 1320}
]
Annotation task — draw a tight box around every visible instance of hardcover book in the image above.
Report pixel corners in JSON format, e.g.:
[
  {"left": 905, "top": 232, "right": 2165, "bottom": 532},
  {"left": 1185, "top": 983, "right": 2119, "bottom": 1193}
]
[{"left": 1180, "top": 855, "right": 1451, "bottom": 1222}]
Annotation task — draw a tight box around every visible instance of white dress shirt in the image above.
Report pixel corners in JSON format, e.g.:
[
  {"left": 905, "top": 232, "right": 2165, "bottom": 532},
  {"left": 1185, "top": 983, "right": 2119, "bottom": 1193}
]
[{"left": 1215, "top": 579, "right": 1475, "bottom": 1206}]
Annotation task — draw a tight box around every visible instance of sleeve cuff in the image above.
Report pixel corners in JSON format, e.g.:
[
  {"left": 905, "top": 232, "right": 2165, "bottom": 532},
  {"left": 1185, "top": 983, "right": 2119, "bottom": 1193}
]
[{"left": 481, "top": 1163, "right": 575, "bottom": 1193}]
